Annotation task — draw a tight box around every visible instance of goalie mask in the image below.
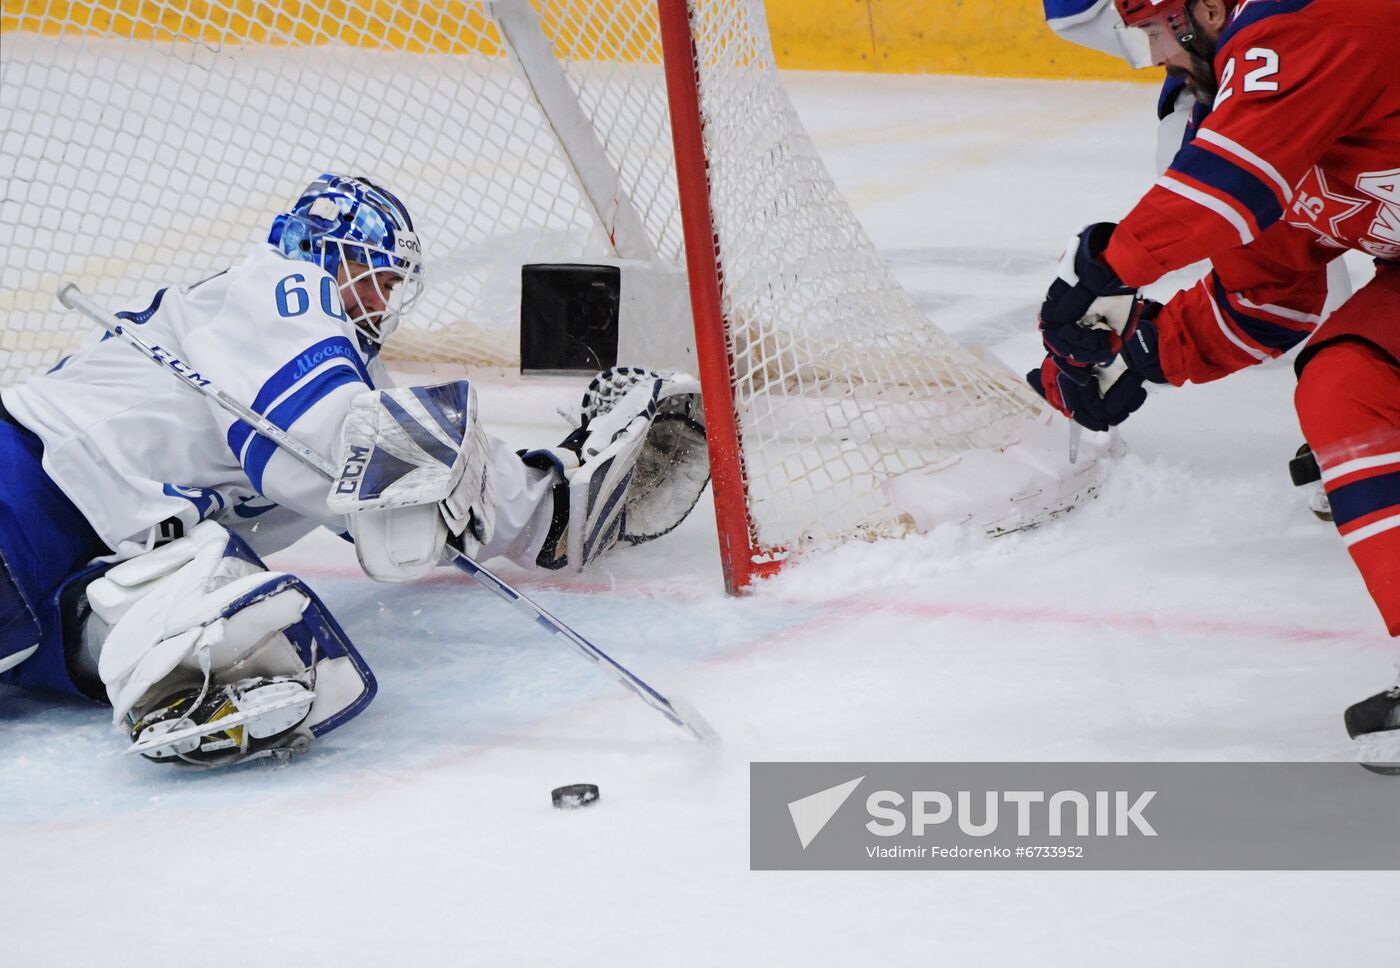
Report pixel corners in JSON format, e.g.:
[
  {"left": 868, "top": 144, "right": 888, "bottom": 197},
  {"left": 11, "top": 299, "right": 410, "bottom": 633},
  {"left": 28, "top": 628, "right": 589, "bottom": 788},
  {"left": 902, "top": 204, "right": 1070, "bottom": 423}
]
[{"left": 269, "top": 173, "right": 425, "bottom": 352}]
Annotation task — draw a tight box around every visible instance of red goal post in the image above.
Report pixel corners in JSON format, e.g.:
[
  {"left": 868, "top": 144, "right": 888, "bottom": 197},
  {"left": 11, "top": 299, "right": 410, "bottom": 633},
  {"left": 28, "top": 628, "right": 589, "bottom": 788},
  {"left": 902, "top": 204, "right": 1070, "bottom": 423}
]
[{"left": 657, "top": 0, "right": 775, "bottom": 591}]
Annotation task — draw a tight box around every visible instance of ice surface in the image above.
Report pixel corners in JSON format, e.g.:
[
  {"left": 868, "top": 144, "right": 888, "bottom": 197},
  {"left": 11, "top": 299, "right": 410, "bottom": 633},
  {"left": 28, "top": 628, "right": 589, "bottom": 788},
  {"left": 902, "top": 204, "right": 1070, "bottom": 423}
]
[{"left": 3, "top": 73, "right": 1397, "bottom": 964}]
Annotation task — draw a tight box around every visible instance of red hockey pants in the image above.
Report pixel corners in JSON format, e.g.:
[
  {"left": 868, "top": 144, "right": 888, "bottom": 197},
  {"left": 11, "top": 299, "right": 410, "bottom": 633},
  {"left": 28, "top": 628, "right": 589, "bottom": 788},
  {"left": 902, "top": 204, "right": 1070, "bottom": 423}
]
[{"left": 1296, "top": 336, "right": 1400, "bottom": 637}]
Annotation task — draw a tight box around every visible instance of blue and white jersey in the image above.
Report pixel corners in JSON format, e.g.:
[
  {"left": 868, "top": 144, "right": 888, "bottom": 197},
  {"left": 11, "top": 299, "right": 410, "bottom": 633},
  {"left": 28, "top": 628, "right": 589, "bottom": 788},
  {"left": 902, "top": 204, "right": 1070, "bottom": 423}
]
[
  {"left": 1043, "top": 0, "right": 1133, "bottom": 60},
  {"left": 1, "top": 245, "right": 387, "bottom": 559},
  {"left": 1044, "top": 0, "right": 1197, "bottom": 173}
]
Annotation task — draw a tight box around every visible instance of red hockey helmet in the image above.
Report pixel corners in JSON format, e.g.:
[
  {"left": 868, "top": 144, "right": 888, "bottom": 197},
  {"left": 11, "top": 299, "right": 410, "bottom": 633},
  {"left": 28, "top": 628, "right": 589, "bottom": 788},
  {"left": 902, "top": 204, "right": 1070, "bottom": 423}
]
[
  {"left": 1116, "top": 0, "right": 1193, "bottom": 31},
  {"left": 1113, "top": 0, "right": 1235, "bottom": 65}
]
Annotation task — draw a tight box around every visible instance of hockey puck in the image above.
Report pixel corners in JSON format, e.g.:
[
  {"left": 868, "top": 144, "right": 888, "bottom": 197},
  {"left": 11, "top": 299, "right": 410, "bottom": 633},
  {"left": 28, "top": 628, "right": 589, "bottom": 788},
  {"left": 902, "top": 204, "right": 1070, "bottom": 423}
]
[{"left": 551, "top": 783, "right": 600, "bottom": 809}]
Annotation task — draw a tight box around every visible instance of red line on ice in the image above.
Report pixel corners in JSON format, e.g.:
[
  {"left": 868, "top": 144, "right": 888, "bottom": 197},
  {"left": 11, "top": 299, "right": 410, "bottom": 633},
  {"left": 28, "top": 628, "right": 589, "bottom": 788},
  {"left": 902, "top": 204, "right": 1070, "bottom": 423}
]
[{"left": 280, "top": 558, "right": 1386, "bottom": 647}]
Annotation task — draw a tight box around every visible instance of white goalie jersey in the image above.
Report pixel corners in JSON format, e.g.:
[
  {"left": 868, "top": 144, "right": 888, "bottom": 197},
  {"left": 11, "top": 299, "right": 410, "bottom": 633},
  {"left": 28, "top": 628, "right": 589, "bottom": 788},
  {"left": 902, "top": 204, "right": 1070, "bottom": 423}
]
[{"left": 0, "top": 245, "right": 555, "bottom": 563}]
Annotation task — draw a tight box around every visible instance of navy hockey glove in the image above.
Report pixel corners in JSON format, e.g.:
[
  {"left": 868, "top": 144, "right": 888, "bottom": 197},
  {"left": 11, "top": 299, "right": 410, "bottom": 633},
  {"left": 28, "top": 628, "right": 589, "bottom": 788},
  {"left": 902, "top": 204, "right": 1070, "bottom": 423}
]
[
  {"left": 1038, "top": 222, "right": 1137, "bottom": 367},
  {"left": 1026, "top": 355, "right": 1147, "bottom": 432},
  {"left": 1118, "top": 298, "right": 1168, "bottom": 385}
]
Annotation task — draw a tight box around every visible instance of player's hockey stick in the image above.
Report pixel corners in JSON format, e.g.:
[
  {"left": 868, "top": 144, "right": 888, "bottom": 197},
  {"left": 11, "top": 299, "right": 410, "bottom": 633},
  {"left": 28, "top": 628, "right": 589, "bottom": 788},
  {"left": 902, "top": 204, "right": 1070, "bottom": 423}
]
[
  {"left": 1066, "top": 311, "right": 1133, "bottom": 463},
  {"left": 58, "top": 284, "right": 719, "bottom": 745}
]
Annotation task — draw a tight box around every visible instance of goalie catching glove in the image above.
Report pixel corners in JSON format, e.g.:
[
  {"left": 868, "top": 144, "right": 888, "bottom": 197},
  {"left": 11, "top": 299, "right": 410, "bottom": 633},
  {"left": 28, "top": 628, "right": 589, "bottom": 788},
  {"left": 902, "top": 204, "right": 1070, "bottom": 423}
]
[
  {"left": 524, "top": 367, "right": 710, "bottom": 571},
  {"left": 329, "top": 381, "right": 497, "bottom": 581}
]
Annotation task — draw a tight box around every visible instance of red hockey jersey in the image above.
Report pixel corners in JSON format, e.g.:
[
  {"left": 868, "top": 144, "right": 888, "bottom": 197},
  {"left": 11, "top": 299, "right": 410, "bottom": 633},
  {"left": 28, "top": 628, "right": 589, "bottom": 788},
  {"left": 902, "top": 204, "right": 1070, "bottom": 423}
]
[{"left": 1103, "top": 0, "right": 1400, "bottom": 385}]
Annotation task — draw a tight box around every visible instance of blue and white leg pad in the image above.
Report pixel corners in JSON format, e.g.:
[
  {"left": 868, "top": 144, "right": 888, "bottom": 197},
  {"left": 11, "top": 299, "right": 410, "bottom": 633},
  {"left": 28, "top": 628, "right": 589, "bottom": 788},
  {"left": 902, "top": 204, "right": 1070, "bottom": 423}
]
[{"left": 90, "top": 522, "right": 375, "bottom": 745}]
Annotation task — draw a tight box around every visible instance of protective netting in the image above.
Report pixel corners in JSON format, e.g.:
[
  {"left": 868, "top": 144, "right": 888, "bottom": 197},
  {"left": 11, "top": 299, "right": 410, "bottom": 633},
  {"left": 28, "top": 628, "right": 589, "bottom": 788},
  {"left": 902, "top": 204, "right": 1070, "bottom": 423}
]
[
  {"left": 684, "top": 1, "right": 1051, "bottom": 554},
  {"left": 0, "top": 0, "right": 1056, "bottom": 562}
]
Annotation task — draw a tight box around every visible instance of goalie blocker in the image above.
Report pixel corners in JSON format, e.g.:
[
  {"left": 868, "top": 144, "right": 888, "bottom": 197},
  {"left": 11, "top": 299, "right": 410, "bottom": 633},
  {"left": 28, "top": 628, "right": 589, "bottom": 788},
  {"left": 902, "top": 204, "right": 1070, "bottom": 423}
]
[{"left": 329, "top": 381, "right": 499, "bottom": 582}]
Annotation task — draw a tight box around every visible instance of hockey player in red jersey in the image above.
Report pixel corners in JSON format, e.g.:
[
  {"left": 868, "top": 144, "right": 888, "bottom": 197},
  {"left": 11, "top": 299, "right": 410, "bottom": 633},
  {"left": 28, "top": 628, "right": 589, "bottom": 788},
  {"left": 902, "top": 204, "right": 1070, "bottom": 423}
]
[{"left": 1026, "top": 0, "right": 1400, "bottom": 770}]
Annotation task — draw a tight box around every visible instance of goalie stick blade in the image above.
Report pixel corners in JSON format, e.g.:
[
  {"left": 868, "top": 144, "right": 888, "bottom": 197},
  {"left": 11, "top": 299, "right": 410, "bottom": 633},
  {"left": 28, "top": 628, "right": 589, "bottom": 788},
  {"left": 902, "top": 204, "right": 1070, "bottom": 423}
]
[
  {"left": 127, "top": 688, "right": 316, "bottom": 757},
  {"left": 666, "top": 694, "right": 721, "bottom": 746}
]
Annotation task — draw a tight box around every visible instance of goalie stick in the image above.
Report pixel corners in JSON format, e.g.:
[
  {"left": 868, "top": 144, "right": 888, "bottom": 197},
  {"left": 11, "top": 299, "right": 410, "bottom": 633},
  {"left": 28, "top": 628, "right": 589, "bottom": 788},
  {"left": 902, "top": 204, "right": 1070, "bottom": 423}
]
[{"left": 57, "top": 284, "right": 719, "bottom": 745}]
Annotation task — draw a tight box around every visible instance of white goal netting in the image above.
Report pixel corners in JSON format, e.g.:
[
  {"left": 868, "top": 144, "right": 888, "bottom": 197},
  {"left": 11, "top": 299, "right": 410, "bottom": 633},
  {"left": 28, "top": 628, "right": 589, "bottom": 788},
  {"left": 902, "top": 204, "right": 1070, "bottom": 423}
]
[{"left": 0, "top": 0, "right": 1088, "bottom": 584}]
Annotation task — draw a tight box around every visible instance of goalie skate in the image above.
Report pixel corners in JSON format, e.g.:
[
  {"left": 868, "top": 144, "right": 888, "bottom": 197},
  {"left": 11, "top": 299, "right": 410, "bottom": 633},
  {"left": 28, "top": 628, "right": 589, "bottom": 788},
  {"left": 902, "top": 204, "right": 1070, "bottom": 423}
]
[{"left": 128, "top": 676, "right": 315, "bottom": 766}]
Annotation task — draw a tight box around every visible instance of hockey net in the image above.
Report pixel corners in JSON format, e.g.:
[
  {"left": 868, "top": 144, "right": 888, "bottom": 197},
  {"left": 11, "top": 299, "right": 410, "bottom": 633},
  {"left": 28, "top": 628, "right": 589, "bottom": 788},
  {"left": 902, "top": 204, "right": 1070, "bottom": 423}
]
[{"left": 0, "top": 0, "right": 1103, "bottom": 591}]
